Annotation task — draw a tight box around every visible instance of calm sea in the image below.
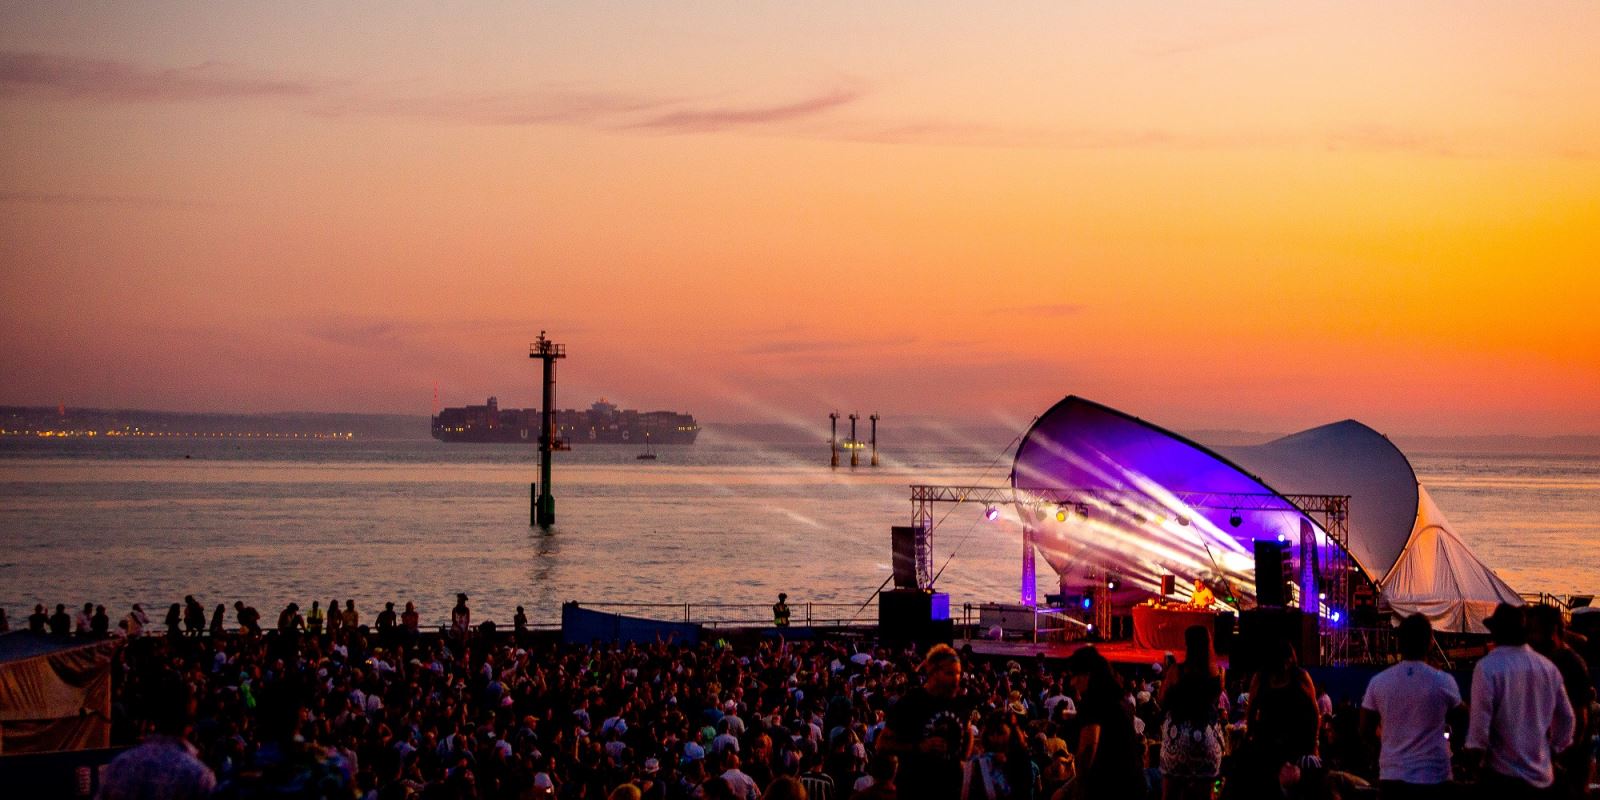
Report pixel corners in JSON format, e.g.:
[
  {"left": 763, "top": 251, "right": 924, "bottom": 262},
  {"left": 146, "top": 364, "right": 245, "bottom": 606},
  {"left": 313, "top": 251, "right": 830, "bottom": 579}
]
[{"left": 1, "top": 435, "right": 1595, "bottom": 626}]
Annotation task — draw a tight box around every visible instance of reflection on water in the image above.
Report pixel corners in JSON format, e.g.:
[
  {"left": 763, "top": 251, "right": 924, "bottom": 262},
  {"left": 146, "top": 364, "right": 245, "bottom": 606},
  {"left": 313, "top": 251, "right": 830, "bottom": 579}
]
[{"left": 0, "top": 440, "right": 1595, "bottom": 625}]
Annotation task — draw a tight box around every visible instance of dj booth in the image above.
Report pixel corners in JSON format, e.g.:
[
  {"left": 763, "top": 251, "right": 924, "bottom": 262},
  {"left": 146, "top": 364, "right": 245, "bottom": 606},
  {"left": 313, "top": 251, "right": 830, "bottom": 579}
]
[{"left": 1131, "top": 604, "right": 1217, "bottom": 651}]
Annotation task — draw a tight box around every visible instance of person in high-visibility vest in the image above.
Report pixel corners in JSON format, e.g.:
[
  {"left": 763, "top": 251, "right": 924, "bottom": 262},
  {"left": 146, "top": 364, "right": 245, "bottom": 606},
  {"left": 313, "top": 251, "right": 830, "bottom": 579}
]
[
  {"left": 306, "top": 600, "right": 325, "bottom": 635},
  {"left": 773, "top": 593, "right": 791, "bottom": 627}
]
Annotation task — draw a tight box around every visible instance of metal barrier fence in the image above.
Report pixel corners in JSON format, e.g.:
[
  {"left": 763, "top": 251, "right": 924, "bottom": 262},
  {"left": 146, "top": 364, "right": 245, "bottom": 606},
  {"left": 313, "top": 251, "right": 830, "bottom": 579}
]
[{"left": 565, "top": 601, "right": 879, "bottom": 630}]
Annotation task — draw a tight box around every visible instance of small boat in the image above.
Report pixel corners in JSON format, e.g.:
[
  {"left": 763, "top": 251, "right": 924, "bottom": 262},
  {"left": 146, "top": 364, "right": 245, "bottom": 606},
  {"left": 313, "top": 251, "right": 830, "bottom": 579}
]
[{"left": 636, "top": 433, "right": 657, "bottom": 460}]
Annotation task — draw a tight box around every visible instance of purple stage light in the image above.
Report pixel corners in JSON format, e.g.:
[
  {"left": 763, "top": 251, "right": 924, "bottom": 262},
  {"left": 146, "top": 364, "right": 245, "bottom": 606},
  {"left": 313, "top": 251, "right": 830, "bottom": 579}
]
[{"left": 984, "top": 505, "right": 1000, "bottom": 521}]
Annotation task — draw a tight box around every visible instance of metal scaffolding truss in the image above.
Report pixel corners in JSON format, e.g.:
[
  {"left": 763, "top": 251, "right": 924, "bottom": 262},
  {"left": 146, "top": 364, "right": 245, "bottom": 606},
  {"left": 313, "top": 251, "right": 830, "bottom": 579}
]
[{"left": 908, "top": 484, "right": 1360, "bottom": 665}]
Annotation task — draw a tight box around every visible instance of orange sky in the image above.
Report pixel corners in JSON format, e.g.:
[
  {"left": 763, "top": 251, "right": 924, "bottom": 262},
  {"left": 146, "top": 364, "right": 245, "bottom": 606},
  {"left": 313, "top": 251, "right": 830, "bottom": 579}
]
[{"left": 2, "top": 2, "right": 1597, "bottom": 435}]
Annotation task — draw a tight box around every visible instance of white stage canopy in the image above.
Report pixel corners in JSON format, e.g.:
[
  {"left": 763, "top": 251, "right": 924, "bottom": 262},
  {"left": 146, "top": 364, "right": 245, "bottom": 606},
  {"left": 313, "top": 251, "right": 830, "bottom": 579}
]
[{"left": 1011, "top": 396, "right": 1520, "bottom": 633}]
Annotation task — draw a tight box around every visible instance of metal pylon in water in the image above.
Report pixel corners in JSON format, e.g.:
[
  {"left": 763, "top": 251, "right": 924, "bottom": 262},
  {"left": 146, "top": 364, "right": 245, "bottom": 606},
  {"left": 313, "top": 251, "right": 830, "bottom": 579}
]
[{"left": 530, "top": 332, "right": 566, "bottom": 527}]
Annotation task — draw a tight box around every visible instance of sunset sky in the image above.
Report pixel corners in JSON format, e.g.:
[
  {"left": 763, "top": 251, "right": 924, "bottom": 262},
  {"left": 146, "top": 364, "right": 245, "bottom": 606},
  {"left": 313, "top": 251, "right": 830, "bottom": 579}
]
[{"left": 2, "top": 2, "right": 1597, "bottom": 436}]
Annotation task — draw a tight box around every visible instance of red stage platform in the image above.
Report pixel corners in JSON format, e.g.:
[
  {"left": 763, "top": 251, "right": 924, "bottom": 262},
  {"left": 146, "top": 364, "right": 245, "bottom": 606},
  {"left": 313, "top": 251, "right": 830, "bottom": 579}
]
[{"left": 959, "top": 637, "right": 1228, "bottom": 670}]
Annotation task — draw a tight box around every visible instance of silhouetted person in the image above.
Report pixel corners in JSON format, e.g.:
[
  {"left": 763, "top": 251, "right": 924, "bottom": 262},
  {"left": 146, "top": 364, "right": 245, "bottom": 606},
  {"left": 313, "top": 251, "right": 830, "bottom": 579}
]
[
  {"left": 234, "top": 600, "right": 261, "bottom": 635},
  {"left": 210, "top": 604, "right": 226, "bottom": 637},
  {"left": 341, "top": 599, "right": 358, "bottom": 631},
  {"left": 1246, "top": 639, "right": 1320, "bottom": 779},
  {"left": 1159, "top": 625, "right": 1225, "bottom": 799},
  {"left": 1068, "top": 645, "right": 1143, "bottom": 798},
  {"left": 29, "top": 603, "right": 47, "bottom": 634},
  {"left": 876, "top": 643, "right": 967, "bottom": 800},
  {"left": 91, "top": 604, "right": 110, "bottom": 637},
  {"left": 306, "top": 600, "right": 324, "bottom": 635},
  {"left": 513, "top": 605, "right": 528, "bottom": 643},
  {"left": 75, "top": 602, "right": 94, "bottom": 634},
  {"left": 184, "top": 595, "right": 205, "bottom": 635},
  {"left": 773, "top": 593, "right": 791, "bottom": 628},
  {"left": 376, "top": 601, "right": 398, "bottom": 642},
  {"left": 165, "top": 603, "right": 182, "bottom": 640},
  {"left": 49, "top": 603, "right": 71, "bottom": 635},
  {"left": 1528, "top": 603, "right": 1593, "bottom": 799},
  {"left": 451, "top": 593, "right": 470, "bottom": 642},
  {"left": 277, "top": 602, "right": 303, "bottom": 634}
]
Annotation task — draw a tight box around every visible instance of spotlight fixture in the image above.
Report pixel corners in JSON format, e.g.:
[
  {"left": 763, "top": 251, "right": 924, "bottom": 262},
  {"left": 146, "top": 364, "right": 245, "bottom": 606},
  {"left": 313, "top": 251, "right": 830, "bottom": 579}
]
[
  {"left": 1055, "top": 505, "right": 1068, "bottom": 523},
  {"left": 1106, "top": 576, "right": 1120, "bottom": 591},
  {"left": 1080, "top": 596, "right": 1092, "bottom": 610},
  {"left": 1277, "top": 532, "right": 1289, "bottom": 543},
  {"left": 1229, "top": 511, "right": 1242, "bottom": 528},
  {"left": 984, "top": 505, "right": 1000, "bottom": 522},
  {"left": 1330, "top": 611, "right": 1342, "bottom": 623},
  {"left": 1076, "top": 503, "right": 1091, "bottom": 518},
  {"left": 1177, "top": 515, "right": 1191, "bottom": 527}
]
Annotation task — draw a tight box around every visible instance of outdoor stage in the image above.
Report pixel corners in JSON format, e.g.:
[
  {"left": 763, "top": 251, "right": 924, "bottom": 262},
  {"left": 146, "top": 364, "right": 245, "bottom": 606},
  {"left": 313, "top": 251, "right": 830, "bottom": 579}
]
[{"left": 958, "top": 636, "right": 1229, "bottom": 669}]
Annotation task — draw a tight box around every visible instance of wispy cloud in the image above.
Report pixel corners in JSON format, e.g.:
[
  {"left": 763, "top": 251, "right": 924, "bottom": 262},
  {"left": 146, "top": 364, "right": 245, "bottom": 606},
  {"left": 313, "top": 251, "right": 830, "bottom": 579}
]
[
  {"left": 833, "top": 120, "right": 1296, "bottom": 152},
  {"left": 1324, "top": 125, "right": 1464, "bottom": 158},
  {"left": 0, "top": 50, "right": 319, "bottom": 102},
  {"left": 0, "top": 49, "right": 858, "bottom": 135},
  {"left": 626, "top": 88, "right": 860, "bottom": 133},
  {"left": 300, "top": 315, "right": 546, "bottom": 351},
  {"left": 311, "top": 88, "right": 678, "bottom": 127},
  {"left": 0, "top": 189, "right": 220, "bottom": 208}
]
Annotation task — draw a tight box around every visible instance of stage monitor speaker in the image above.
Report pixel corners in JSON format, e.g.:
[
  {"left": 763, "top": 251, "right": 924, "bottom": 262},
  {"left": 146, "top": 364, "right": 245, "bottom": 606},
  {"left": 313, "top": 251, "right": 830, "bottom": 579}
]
[
  {"left": 879, "top": 589, "right": 952, "bottom": 645},
  {"left": 1254, "top": 541, "right": 1287, "bottom": 607},
  {"left": 890, "top": 526, "right": 919, "bottom": 590},
  {"left": 1160, "top": 574, "right": 1176, "bottom": 596},
  {"left": 1235, "top": 607, "right": 1319, "bottom": 672}
]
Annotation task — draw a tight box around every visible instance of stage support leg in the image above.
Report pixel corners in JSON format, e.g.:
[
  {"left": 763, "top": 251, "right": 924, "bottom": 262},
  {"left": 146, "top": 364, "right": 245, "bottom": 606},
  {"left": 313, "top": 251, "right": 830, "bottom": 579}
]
[{"left": 1020, "top": 525, "right": 1036, "bottom": 607}]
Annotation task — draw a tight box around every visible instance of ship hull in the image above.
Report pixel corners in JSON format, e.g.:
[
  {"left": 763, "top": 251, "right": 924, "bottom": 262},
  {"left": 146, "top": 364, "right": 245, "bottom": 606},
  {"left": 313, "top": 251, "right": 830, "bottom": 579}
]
[{"left": 431, "top": 397, "right": 699, "bottom": 445}]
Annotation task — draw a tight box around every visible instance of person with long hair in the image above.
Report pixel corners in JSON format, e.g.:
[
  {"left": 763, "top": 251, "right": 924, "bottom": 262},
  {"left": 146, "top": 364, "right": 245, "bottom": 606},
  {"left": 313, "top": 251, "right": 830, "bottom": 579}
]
[
  {"left": 1065, "top": 646, "right": 1142, "bottom": 797},
  {"left": 1159, "top": 625, "right": 1226, "bottom": 799},
  {"left": 1236, "top": 639, "right": 1319, "bottom": 798},
  {"left": 165, "top": 603, "right": 183, "bottom": 642}
]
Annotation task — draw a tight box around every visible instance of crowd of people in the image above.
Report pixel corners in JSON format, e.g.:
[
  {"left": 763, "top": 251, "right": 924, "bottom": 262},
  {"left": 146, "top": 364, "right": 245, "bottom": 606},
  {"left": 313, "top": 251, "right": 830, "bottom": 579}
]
[{"left": 9, "top": 594, "right": 1596, "bottom": 799}]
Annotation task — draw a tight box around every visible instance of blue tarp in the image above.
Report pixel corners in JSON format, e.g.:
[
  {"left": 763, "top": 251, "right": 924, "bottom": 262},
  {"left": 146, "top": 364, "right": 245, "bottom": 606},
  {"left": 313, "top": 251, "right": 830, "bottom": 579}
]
[{"left": 561, "top": 603, "right": 702, "bottom": 646}]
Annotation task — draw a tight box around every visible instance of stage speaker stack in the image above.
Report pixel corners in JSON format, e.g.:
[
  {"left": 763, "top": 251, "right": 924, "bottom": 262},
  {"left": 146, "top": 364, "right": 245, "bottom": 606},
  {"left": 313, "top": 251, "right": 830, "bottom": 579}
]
[
  {"left": 1253, "top": 540, "right": 1287, "bottom": 607},
  {"left": 890, "top": 526, "right": 919, "bottom": 590},
  {"left": 879, "top": 589, "right": 952, "bottom": 646},
  {"left": 1160, "top": 574, "right": 1176, "bottom": 596},
  {"left": 1234, "top": 607, "right": 1319, "bottom": 672}
]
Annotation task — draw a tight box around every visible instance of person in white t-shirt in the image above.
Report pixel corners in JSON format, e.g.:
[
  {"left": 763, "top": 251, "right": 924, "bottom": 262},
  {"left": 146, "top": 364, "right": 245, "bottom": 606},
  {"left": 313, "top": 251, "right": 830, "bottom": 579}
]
[
  {"left": 1360, "top": 613, "right": 1463, "bottom": 797},
  {"left": 1464, "top": 602, "right": 1575, "bottom": 795}
]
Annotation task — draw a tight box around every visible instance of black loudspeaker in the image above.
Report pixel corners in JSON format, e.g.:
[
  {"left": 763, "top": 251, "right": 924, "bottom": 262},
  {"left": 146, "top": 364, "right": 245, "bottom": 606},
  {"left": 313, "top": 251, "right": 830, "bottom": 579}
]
[
  {"left": 891, "top": 526, "right": 919, "bottom": 590},
  {"left": 1160, "top": 574, "right": 1176, "bottom": 596},
  {"left": 1213, "top": 611, "right": 1236, "bottom": 655},
  {"left": 879, "top": 589, "right": 952, "bottom": 645},
  {"left": 1254, "top": 541, "right": 1286, "bottom": 607},
  {"left": 1235, "top": 607, "right": 1319, "bottom": 672}
]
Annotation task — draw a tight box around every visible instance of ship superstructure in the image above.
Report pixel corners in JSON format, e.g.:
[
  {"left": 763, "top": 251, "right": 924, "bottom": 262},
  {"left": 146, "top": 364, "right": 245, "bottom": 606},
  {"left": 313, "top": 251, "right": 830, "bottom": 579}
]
[{"left": 431, "top": 397, "right": 698, "bottom": 444}]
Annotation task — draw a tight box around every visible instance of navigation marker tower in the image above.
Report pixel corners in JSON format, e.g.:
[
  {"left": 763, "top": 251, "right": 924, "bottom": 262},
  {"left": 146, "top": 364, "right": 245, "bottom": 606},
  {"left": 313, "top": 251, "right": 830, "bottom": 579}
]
[{"left": 530, "top": 332, "right": 566, "bottom": 527}]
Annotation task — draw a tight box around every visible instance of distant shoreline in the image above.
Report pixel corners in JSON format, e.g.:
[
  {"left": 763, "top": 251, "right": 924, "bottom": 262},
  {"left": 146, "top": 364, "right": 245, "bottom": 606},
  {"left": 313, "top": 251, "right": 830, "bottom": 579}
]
[{"left": 4, "top": 405, "right": 1600, "bottom": 455}]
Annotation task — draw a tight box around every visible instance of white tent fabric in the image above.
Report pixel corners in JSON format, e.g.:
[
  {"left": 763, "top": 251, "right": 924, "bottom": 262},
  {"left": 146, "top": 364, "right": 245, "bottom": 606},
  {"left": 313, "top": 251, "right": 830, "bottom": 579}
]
[
  {"left": 1224, "top": 421, "right": 1419, "bottom": 583},
  {"left": 1377, "top": 486, "right": 1523, "bottom": 633}
]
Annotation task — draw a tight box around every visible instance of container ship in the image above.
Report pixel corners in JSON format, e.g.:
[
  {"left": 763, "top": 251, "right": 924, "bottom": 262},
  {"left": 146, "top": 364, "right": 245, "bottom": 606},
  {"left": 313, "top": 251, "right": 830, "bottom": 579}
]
[{"left": 431, "top": 397, "right": 699, "bottom": 445}]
